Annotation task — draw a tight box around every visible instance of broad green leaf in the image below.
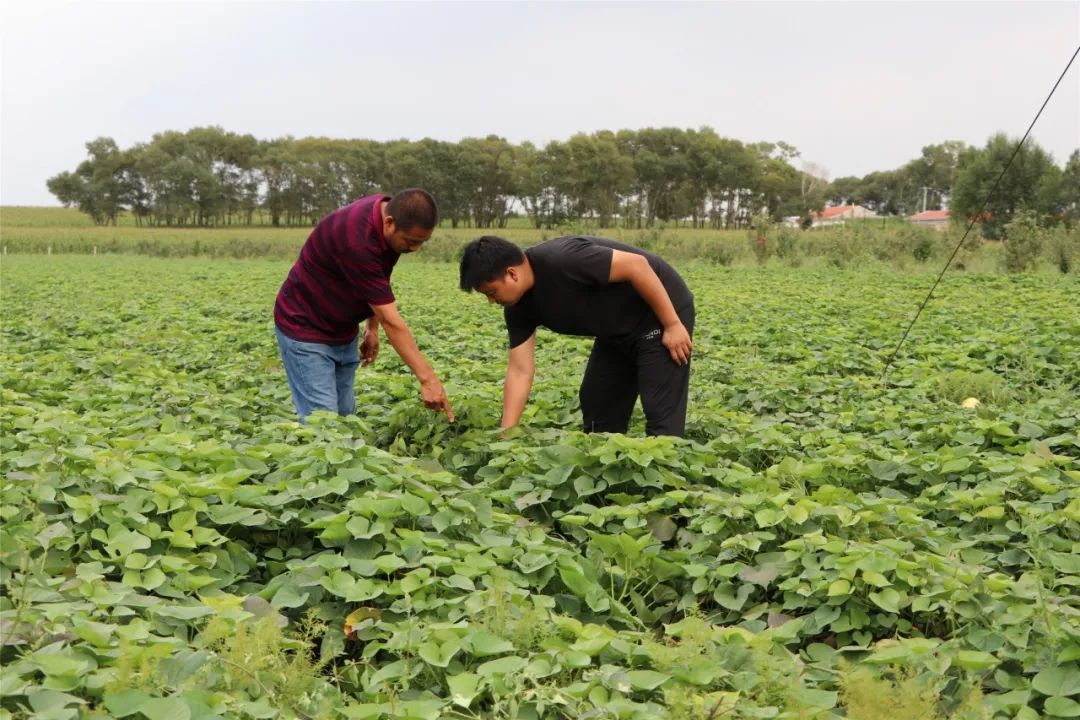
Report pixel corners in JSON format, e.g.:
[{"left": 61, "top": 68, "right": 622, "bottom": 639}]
[
  {"left": 447, "top": 672, "right": 482, "bottom": 708},
  {"left": 270, "top": 583, "right": 309, "bottom": 609},
  {"left": 27, "top": 690, "right": 83, "bottom": 713},
  {"left": 418, "top": 639, "right": 460, "bottom": 667},
  {"left": 828, "top": 579, "right": 851, "bottom": 596},
  {"left": 140, "top": 697, "right": 191, "bottom": 720},
  {"left": 1033, "top": 666, "right": 1080, "bottom": 697},
  {"left": 104, "top": 690, "right": 152, "bottom": 717},
  {"left": 626, "top": 670, "right": 671, "bottom": 690},
  {"left": 754, "top": 508, "right": 783, "bottom": 528},
  {"left": 952, "top": 650, "right": 998, "bottom": 671},
  {"left": 477, "top": 655, "right": 527, "bottom": 678},
  {"left": 465, "top": 631, "right": 514, "bottom": 657},
  {"left": 1045, "top": 696, "right": 1080, "bottom": 717},
  {"left": 869, "top": 588, "right": 902, "bottom": 613}
]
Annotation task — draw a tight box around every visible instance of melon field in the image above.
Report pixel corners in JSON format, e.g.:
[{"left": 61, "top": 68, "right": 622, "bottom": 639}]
[{"left": 1, "top": 255, "right": 1078, "bottom": 720}]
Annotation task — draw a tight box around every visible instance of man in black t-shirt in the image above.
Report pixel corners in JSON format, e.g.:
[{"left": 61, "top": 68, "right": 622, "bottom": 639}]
[{"left": 459, "top": 235, "right": 695, "bottom": 437}]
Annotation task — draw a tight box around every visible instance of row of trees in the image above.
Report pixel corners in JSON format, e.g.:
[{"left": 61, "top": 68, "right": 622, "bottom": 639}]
[
  {"left": 48, "top": 126, "right": 1078, "bottom": 238},
  {"left": 46, "top": 127, "right": 819, "bottom": 229},
  {"left": 827, "top": 137, "right": 1079, "bottom": 238}
]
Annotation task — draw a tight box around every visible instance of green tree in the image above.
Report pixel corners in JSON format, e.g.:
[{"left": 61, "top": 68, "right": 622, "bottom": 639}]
[
  {"left": 46, "top": 137, "right": 133, "bottom": 225},
  {"left": 257, "top": 138, "right": 297, "bottom": 227},
  {"left": 563, "top": 131, "right": 634, "bottom": 227},
  {"left": 951, "top": 133, "right": 1060, "bottom": 239},
  {"left": 1059, "top": 149, "right": 1080, "bottom": 225},
  {"left": 455, "top": 136, "right": 515, "bottom": 227},
  {"left": 827, "top": 176, "right": 862, "bottom": 206},
  {"left": 512, "top": 141, "right": 546, "bottom": 228}
]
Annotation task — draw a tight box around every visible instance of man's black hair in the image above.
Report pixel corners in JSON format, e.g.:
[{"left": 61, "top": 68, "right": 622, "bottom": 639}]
[
  {"left": 387, "top": 188, "right": 438, "bottom": 231},
  {"left": 459, "top": 236, "right": 526, "bottom": 291}
]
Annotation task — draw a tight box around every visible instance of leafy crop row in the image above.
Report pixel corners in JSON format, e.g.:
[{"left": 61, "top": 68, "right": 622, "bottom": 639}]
[{"left": 1, "top": 257, "right": 1077, "bottom": 719}]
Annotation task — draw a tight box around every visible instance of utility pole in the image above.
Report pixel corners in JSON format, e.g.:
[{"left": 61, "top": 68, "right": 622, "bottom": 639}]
[{"left": 921, "top": 186, "right": 930, "bottom": 213}]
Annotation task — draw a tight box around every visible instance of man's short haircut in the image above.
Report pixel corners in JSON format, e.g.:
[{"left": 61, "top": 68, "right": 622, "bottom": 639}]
[
  {"left": 387, "top": 188, "right": 438, "bottom": 231},
  {"left": 459, "top": 236, "right": 526, "bottom": 291}
]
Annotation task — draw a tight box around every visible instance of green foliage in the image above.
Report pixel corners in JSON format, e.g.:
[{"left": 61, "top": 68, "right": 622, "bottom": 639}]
[
  {"left": 1044, "top": 225, "right": 1080, "bottom": 274},
  {"left": 1, "top": 257, "right": 1078, "bottom": 719},
  {"left": 1003, "top": 210, "right": 1046, "bottom": 273},
  {"left": 2, "top": 208, "right": 1072, "bottom": 274},
  {"left": 933, "top": 370, "right": 1010, "bottom": 405},
  {"left": 952, "top": 134, "right": 1063, "bottom": 240}
]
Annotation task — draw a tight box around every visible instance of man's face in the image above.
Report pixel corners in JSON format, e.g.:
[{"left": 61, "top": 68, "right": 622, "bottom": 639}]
[
  {"left": 384, "top": 219, "right": 432, "bottom": 254},
  {"left": 476, "top": 269, "right": 526, "bottom": 307}
]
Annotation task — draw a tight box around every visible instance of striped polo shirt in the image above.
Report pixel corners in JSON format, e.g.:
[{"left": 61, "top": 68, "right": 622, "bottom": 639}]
[{"left": 274, "top": 194, "right": 398, "bottom": 344}]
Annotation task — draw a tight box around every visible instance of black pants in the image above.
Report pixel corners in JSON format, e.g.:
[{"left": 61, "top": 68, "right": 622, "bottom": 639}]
[{"left": 579, "top": 305, "right": 694, "bottom": 437}]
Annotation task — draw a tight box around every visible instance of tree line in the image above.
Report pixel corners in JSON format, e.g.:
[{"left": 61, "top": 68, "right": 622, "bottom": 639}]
[{"left": 47, "top": 126, "right": 1078, "bottom": 239}]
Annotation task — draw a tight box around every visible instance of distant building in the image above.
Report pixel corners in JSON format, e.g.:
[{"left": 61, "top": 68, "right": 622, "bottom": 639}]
[
  {"left": 910, "top": 209, "right": 950, "bottom": 230},
  {"left": 809, "top": 205, "right": 877, "bottom": 227}
]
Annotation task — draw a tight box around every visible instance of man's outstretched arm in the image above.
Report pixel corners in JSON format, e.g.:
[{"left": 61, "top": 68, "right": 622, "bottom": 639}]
[
  {"left": 502, "top": 333, "right": 536, "bottom": 430},
  {"left": 608, "top": 250, "right": 692, "bottom": 365},
  {"left": 370, "top": 301, "right": 455, "bottom": 421}
]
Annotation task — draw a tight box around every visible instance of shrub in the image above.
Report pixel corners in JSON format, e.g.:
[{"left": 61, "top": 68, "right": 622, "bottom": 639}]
[
  {"left": 1002, "top": 210, "right": 1045, "bottom": 272},
  {"left": 1044, "top": 225, "right": 1079, "bottom": 274},
  {"left": 824, "top": 227, "right": 861, "bottom": 268},
  {"left": 933, "top": 369, "right": 1010, "bottom": 405},
  {"left": 749, "top": 215, "right": 774, "bottom": 265}
]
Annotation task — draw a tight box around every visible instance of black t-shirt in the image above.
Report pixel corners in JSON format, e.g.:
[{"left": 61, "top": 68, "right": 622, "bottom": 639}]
[{"left": 504, "top": 236, "right": 694, "bottom": 348}]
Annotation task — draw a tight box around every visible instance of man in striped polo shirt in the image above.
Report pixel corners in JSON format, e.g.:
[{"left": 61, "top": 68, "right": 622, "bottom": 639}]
[{"left": 274, "top": 188, "right": 454, "bottom": 422}]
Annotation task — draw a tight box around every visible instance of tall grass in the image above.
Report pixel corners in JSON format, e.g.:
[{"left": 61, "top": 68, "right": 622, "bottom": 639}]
[{"left": 2, "top": 206, "right": 1075, "bottom": 273}]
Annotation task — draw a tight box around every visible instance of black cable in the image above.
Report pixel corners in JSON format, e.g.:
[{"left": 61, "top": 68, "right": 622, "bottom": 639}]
[{"left": 881, "top": 43, "right": 1080, "bottom": 382}]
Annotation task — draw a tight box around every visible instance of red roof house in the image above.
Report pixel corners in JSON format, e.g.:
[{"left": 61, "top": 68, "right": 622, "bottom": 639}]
[
  {"left": 809, "top": 205, "right": 878, "bottom": 226},
  {"left": 910, "top": 209, "right": 950, "bottom": 229}
]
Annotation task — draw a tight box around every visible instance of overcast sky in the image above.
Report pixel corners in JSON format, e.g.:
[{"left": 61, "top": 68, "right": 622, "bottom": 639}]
[{"left": 2, "top": 0, "right": 1078, "bottom": 206}]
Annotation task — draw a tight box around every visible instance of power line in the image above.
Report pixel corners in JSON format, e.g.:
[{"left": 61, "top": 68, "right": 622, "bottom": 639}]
[{"left": 881, "top": 43, "right": 1080, "bottom": 382}]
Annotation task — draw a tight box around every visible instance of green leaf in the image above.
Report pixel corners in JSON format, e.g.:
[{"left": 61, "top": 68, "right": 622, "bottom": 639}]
[
  {"left": 790, "top": 687, "right": 838, "bottom": 709},
  {"left": 861, "top": 571, "right": 890, "bottom": 587},
  {"left": 941, "top": 458, "right": 973, "bottom": 474},
  {"left": 868, "top": 587, "right": 902, "bottom": 613},
  {"left": 515, "top": 551, "right": 554, "bottom": 574},
  {"left": 373, "top": 554, "right": 406, "bottom": 573},
  {"left": 975, "top": 506, "right": 1005, "bottom": 520},
  {"left": 140, "top": 697, "right": 192, "bottom": 720},
  {"left": 464, "top": 631, "right": 514, "bottom": 657},
  {"left": 737, "top": 564, "right": 779, "bottom": 586},
  {"left": 36, "top": 522, "right": 70, "bottom": 549},
  {"left": 1033, "top": 666, "right": 1080, "bottom": 697},
  {"left": 645, "top": 513, "right": 677, "bottom": 541},
  {"left": 270, "top": 583, "right": 309, "bottom": 609},
  {"left": 754, "top": 507, "right": 783, "bottom": 527},
  {"left": 1017, "top": 422, "right": 1044, "bottom": 439},
  {"left": 1047, "top": 552, "right": 1080, "bottom": 575},
  {"left": 159, "top": 650, "right": 209, "bottom": 686},
  {"left": 169, "top": 511, "right": 197, "bottom": 532},
  {"left": 447, "top": 672, "right": 483, "bottom": 708},
  {"left": 417, "top": 639, "right": 460, "bottom": 668},
  {"left": 828, "top": 579, "right": 851, "bottom": 596},
  {"left": 1045, "top": 696, "right": 1080, "bottom": 717},
  {"left": 399, "top": 494, "right": 430, "bottom": 516},
  {"left": 626, "top": 670, "right": 671, "bottom": 690},
  {"left": 27, "top": 690, "right": 83, "bottom": 713},
  {"left": 73, "top": 618, "right": 115, "bottom": 647},
  {"left": 30, "top": 650, "right": 91, "bottom": 678},
  {"left": 477, "top": 655, "right": 527, "bottom": 677},
  {"left": 396, "top": 699, "right": 444, "bottom": 720},
  {"left": 952, "top": 650, "right": 998, "bottom": 671}
]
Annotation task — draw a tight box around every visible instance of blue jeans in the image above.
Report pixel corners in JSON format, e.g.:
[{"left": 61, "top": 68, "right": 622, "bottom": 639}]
[{"left": 275, "top": 326, "right": 360, "bottom": 420}]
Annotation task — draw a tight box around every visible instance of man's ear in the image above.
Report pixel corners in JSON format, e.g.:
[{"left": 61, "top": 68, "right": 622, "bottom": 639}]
[
  {"left": 505, "top": 266, "right": 518, "bottom": 282},
  {"left": 383, "top": 215, "right": 396, "bottom": 234}
]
